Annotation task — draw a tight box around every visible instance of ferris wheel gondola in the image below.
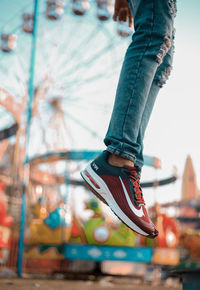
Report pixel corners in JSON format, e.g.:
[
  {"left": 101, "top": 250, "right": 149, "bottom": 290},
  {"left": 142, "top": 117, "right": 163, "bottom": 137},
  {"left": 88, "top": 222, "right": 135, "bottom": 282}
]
[
  {"left": 0, "top": 34, "right": 17, "bottom": 53},
  {"left": 72, "top": 0, "right": 90, "bottom": 16},
  {"left": 96, "top": 0, "right": 113, "bottom": 21},
  {"left": 22, "top": 13, "right": 34, "bottom": 34}
]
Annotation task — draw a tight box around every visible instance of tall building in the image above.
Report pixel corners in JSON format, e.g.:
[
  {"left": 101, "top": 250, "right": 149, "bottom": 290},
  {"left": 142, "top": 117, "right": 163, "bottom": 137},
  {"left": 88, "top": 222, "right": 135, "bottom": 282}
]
[{"left": 181, "top": 155, "right": 199, "bottom": 201}]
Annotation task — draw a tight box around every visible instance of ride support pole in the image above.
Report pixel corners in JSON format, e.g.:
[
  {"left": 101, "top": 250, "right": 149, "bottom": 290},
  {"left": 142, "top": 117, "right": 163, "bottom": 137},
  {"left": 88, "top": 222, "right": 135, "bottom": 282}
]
[{"left": 17, "top": 0, "right": 40, "bottom": 277}]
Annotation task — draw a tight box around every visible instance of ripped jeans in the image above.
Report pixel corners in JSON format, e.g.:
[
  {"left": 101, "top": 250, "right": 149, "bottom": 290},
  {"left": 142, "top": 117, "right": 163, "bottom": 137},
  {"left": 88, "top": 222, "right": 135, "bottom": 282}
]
[{"left": 104, "top": 0, "right": 177, "bottom": 168}]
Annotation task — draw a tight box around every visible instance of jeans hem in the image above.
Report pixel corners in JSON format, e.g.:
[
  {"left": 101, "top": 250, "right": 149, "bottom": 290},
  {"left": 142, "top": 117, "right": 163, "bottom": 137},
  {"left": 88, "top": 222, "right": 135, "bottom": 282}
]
[
  {"left": 134, "top": 160, "right": 143, "bottom": 169},
  {"left": 106, "top": 146, "right": 136, "bottom": 163}
]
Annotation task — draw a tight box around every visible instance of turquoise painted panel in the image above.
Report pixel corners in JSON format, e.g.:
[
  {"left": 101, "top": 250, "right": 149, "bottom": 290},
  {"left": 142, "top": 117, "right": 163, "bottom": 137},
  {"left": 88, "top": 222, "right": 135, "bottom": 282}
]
[{"left": 64, "top": 244, "right": 153, "bottom": 263}]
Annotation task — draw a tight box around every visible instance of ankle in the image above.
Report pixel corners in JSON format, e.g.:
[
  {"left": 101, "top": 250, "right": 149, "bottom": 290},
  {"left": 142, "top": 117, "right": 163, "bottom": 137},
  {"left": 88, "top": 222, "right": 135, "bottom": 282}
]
[{"left": 108, "top": 153, "right": 134, "bottom": 168}]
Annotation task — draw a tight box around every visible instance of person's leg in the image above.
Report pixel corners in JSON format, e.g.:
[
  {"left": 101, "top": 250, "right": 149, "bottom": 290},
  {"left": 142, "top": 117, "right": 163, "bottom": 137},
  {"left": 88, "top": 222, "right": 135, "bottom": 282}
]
[
  {"left": 81, "top": 0, "right": 177, "bottom": 238},
  {"left": 104, "top": 0, "right": 176, "bottom": 164},
  {"left": 135, "top": 32, "right": 176, "bottom": 168}
]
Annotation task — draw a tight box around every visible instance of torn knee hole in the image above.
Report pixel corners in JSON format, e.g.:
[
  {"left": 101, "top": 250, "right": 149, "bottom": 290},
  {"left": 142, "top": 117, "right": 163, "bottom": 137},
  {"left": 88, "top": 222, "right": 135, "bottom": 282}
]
[
  {"left": 156, "top": 36, "right": 172, "bottom": 64},
  {"left": 168, "top": 0, "right": 177, "bottom": 17},
  {"left": 156, "top": 66, "right": 172, "bottom": 88}
]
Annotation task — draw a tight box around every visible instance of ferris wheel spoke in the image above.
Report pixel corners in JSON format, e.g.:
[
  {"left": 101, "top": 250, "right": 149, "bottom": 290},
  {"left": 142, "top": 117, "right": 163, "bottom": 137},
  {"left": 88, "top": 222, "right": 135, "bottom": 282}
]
[
  {"left": 0, "top": 54, "right": 28, "bottom": 100},
  {"left": 11, "top": 58, "right": 28, "bottom": 93},
  {"left": 52, "top": 19, "right": 86, "bottom": 56},
  {"left": 99, "top": 22, "right": 119, "bottom": 43},
  {"left": 51, "top": 25, "right": 103, "bottom": 80},
  {"left": 51, "top": 38, "right": 114, "bottom": 83},
  {"left": 37, "top": 19, "right": 81, "bottom": 75},
  {"left": 70, "top": 43, "right": 114, "bottom": 75},
  {"left": 63, "top": 109, "right": 102, "bottom": 140},
  {"left": 64, "top": 22, "right": 110, "bottom": 63},
  {"left": 57, "top": 40, "right": 115, "bottom": 85},
  {"left": 64, "top": 75, "right": 113, "bottom": 96},
  {"left": 63, "top": 99, "right": 111, "bottom": 116},
  {"left": 55, "top": 69, "right": 109, "bottom": 93},
  {"left": 60, "top": 114, "right": 75, "bottom": 148},
  {"left": 58, "top": 63, "right": 120, "bottom": 97},
  {"left": 62, "top": 90, "right": 111, "bottom": 112}
]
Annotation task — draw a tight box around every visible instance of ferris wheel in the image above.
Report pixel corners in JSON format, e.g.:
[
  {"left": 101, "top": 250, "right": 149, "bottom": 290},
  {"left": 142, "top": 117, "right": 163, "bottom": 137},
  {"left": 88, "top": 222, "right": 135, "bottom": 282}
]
[
  {"left": 0, "top": 0, "right": 135, "bottom": 194},
  {"left": 0, "top": 0, "right": 132, "bottom": 150},
  {"left": 0, "top": 0, "right": 177, "bottom": 193},
  {"left": 0, "top": 0, "right": 135, "bottom": 190}
]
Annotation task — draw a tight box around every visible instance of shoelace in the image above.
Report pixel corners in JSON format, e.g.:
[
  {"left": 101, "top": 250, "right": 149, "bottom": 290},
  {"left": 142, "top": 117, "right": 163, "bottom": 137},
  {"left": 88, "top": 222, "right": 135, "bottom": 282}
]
[{"left": 129, "top": 168, "right": 145, "bottom": 205}]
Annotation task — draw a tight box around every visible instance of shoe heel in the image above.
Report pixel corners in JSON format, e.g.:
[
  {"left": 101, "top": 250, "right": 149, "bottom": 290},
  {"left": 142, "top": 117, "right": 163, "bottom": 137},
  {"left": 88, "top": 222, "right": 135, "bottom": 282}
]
[{"left": 80, "top": 170, "right": 108, "bottom": 206}]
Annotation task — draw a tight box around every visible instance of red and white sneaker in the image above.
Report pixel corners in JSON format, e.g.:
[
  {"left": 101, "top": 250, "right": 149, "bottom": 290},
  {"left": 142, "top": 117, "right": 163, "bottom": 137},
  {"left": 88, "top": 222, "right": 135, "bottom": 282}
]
[{"left": 81, "top": 151, "right": 158, "bottom": 238}]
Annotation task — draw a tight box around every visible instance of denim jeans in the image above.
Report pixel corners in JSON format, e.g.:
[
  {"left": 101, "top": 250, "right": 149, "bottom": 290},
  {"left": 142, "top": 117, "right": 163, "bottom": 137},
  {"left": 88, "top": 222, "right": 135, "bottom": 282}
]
[{"left": 104, "top": 0, "right": 177, "bottom": 168}]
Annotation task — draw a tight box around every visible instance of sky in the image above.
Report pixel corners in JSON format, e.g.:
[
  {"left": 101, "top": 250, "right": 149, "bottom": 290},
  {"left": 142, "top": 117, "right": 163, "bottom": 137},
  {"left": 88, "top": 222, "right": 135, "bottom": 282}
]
[
  {"left": 142, "top": 0, "right": 200, "bottom": 205},
  {"left": 0, "top": 0, "right": 200, "bottom": 208}
]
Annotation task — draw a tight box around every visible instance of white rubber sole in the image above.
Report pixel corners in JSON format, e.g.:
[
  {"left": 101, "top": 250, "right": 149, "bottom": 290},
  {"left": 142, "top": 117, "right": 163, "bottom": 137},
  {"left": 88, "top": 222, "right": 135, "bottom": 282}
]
[{"left": 81, "top": 164, "right": 149, "bottom": 237}]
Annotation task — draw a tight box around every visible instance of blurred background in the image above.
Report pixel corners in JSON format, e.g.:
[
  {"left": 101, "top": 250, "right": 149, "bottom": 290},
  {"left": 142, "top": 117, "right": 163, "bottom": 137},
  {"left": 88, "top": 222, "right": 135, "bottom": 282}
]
[{"left": 0, "top": 0, "right": 199, "bottom": 289}]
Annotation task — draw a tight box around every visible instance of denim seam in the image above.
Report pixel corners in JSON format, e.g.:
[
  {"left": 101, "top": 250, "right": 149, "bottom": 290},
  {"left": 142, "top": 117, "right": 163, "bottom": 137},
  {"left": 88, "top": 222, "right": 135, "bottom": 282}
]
[{"left": 121, "top": 0, "right": 155, "bottom": 157}]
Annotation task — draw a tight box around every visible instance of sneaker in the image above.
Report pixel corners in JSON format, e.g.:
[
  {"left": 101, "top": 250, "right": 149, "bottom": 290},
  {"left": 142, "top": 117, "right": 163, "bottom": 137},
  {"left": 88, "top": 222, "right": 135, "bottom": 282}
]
[{"left": 80, "top": 151, "right": 158, "bottom": 238}]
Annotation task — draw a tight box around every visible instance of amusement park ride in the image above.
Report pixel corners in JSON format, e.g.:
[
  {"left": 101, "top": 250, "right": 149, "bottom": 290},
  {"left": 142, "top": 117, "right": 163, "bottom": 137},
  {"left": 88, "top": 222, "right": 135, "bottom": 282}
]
[{"left": 1, "top": 0, "right": 197, "bottom": 282}]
